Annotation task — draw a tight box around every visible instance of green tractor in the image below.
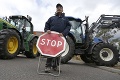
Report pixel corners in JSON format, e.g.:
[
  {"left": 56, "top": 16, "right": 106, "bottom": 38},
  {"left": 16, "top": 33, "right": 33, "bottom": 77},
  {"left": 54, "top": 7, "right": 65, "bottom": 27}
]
[{"left": 0, "top": 15, "right": 38, "bottom": 59}]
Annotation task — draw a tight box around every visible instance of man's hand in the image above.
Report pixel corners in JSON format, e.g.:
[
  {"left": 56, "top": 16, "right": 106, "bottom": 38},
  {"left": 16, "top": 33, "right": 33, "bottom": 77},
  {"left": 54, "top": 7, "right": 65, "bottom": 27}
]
[
  {"left": 58, "top": 33, "right": 63, "bottom": 37},
  {"left": 46, "top": 30, "right": 51, "bottom": 34}
]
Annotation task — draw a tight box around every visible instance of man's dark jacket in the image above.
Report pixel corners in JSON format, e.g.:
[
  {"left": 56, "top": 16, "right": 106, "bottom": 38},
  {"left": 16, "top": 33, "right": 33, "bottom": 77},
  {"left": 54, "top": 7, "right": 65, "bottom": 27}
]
[{"left": 44, "top": 13, "right": 71, "bottom": 36}]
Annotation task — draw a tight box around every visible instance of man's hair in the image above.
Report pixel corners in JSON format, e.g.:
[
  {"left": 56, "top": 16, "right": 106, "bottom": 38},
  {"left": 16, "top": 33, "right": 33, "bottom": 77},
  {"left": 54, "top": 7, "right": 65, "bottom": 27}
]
[{"left": 56, "top": 3, "right": 63, "bottom": 8}]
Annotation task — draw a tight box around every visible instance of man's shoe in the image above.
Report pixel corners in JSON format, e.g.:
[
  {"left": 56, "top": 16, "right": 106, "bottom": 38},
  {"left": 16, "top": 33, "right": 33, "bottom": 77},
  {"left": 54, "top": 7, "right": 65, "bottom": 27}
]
[
  {"left": 52, "top": 67, "right": 62, "bottom": 72},
  {"left": 52, "top": 67, "right": 58, "bottom": 71},
  {"left": 45, "top": 67, "right": 51, "bottom": 73}
]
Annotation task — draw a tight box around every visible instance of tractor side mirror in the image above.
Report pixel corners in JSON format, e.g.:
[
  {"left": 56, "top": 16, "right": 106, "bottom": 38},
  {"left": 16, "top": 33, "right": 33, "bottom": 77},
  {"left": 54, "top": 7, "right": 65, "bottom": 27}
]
[
  {"left": 85, "top": 16, "right": 89, "bottom": 21},
  {"left": 27, "top": 15, "right": 32, "bottom": 21}
]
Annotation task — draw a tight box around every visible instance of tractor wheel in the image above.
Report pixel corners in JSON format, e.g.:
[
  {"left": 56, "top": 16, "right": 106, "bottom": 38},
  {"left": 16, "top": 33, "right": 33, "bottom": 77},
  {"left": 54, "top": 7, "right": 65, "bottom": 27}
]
[
  {"left": 80, "top": 54, "right": 93, "bottom": 63},
  {"left": 0, "top": 29, "right": 20, "bottom": 59},
  {"left": 25, "top": 38, "right": 38, "bottom": 58},
  {"left": 61, "top": 36, "right": 75, "bottom": 63},
  {"left": 92, "top": 43, "right": 119, "bottom": 66}
]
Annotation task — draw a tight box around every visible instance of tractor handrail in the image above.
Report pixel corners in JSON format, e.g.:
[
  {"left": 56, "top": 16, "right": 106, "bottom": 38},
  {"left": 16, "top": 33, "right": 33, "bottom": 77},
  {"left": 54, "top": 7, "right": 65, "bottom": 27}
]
[{"left": 94, "top": 15, "right": 120, "bottom": 28}]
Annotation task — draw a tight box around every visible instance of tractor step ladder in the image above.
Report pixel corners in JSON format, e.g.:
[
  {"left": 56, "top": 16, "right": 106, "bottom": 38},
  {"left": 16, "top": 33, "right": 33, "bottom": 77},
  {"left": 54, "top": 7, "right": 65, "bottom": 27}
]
[{"left": 37, "top": 54, "right": 62, "bottom": 77}]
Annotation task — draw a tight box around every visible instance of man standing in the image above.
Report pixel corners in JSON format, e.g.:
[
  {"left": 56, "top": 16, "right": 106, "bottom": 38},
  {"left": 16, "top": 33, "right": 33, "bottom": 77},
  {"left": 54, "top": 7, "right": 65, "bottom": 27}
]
[{"left": 44, "top": 3, "right": 71, "bottom": 72}]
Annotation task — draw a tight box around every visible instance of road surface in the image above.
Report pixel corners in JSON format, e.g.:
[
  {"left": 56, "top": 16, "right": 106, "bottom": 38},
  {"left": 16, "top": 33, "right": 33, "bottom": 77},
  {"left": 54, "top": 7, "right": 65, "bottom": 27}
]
[{"left": 0, "top": 55, "right": 120, "bottom": 80}]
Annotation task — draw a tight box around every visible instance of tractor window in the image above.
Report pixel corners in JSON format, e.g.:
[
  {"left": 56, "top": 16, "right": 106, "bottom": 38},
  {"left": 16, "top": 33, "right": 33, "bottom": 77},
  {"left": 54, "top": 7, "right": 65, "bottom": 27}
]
[
  {"left": 10, "top": 20, "right": 15, "bottom": 25},
  {"left": 69, "top": 20, "right": 82, "bottom": 34},
  {"left": 25, "top": 20, "right": 31, "bottom": 32},
  {"left": 10, "top": 18, "right": 32, "bottom": 33},
  {"left": 69, "top": 20, "right": 83, "bottom": 43},
  {"left": 69, "top": 21, "right": 80, "bottom": 29},
  {"left": 10, "top": 19, "right": 24, "bottom": 32},
  {"left": 81, "top": 24, "right": 86, "bottom": 36}
]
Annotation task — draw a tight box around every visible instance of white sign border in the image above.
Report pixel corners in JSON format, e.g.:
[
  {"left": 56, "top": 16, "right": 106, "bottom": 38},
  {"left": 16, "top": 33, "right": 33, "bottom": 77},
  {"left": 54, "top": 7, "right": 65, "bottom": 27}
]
[{"left": 36, "top": 31, "right": 66, "bottom": 57}]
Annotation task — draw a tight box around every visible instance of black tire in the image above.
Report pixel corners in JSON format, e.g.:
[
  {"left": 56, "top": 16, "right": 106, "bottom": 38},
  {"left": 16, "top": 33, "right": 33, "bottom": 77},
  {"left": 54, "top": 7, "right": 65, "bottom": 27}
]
[
  {"left": 25, "top": 38, "right": 38, "bottom": 58},
  {"left": 61, "top": 36, "right": 75, "bottom": 63},
  {"left": 0, "top": 29, "right": 20, "bottom": 59},
  {"left": 92, "top": 43, "right": 119, "bottom": 66},
  {"left": 80, "top": 54, "right": 93, "bottom": 63}
]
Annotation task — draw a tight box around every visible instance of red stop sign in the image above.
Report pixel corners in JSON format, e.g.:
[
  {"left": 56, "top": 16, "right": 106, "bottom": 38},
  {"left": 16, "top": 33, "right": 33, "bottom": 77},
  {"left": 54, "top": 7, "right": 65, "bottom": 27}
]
[{"left": 36, "top": 31, "right": 66, "bottom": 57}]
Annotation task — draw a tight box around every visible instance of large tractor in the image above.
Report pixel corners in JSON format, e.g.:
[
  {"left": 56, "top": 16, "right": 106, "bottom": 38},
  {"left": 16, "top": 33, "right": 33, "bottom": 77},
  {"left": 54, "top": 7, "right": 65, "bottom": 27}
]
[
  {"left": 0, "top": 15, "right": 38, "bottom": 59},
  {"left": 92, "top": 15, "right": 120, "bottom": 61},
  {"left": 61, "top": 16, "right": 119, "bottom": 66}
]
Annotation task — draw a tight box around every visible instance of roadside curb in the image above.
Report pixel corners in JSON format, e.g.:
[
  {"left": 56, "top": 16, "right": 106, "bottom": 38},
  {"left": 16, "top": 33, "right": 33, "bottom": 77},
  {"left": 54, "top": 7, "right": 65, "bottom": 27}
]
[
  {"left": 71, "top": 59, "right": 120, "bottom": 75},
  {"left": 98, "top": 66, "right": 120, "bottom": 75},
  {"left": 85, "top": 63, "right": 120, "bottom": 75}
]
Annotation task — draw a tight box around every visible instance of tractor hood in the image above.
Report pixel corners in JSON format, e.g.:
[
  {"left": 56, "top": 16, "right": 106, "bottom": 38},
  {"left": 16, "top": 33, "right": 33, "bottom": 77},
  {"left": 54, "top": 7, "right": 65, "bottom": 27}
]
[
  {"left": 0, "top": 18, "right": 16, "bottom": 30},
  {"left": 93, "top": 37, "right": 103, "bottom": 43}
]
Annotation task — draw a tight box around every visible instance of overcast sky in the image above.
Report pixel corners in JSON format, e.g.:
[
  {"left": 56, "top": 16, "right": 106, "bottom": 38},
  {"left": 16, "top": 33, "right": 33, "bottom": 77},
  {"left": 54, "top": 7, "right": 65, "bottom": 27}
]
[{"left": 0, "top": 0, "right": 120, "bottom": 31}]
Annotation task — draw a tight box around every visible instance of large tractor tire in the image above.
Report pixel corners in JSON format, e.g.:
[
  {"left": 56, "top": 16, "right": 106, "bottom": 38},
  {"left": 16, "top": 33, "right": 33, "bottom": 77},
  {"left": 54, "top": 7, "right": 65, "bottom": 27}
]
[
  {"left": 92, "top": 43, "right": 119, "bottom": 66},
  {"left": 25, "top": 38, "right": 38, "bottom": 58},
  {"left": 80, "top": 54, "right": 93, "bottom": 63},
  {"left": 61, "top": 36, "right": 75, "bottom": 63},
  {"left": 0, "top": 29, "right": 20, "bottom": 59}
]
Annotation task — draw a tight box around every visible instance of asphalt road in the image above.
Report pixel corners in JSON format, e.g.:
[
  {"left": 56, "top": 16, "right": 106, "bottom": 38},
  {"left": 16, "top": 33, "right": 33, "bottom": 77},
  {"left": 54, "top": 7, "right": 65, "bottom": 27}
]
[{"left": 0, "top": 55, "right": 120, "bottom": 80}]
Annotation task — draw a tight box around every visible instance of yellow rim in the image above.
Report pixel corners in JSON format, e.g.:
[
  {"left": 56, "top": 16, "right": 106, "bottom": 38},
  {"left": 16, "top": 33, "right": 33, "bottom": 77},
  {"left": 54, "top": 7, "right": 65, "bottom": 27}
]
[
  {"left": 33, "top": 43, "right": 37, "bottom": 55},
  {"left": 7, "top": 36, "right": 18, "bottom": 54}
]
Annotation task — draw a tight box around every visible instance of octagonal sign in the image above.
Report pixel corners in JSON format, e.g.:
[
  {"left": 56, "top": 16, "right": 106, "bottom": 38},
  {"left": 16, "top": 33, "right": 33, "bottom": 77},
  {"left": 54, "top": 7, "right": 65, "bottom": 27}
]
[{"left": 36, "top": 31, "right": 66, "bottom": 57}]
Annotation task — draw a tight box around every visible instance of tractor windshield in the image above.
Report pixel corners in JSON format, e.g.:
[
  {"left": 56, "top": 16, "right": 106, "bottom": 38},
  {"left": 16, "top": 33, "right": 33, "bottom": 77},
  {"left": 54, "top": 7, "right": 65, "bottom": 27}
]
[
  {"left": 69, "top": 20, "right": 84, "bottom": 43},
  {"left": 9, "top": 18, "right": 31, "bottom": 33},
  {"left": 10, "top": 19, "right": 24, "bottom": 32},
  {"left": 69, "top": 20, "right": 82, "bottom": 34}
]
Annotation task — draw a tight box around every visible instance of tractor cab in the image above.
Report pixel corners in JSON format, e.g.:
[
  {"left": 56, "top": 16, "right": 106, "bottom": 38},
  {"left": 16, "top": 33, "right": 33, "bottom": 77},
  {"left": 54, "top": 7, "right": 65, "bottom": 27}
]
[
  {"left": 67, "top": 17, "right": 84, "bottom": 43},
  {"left": 9, "top": 15, "right": 34, "bottom": 40},
  {"left": 9, "top": 15, "right": 33, "bottom": 33},
  {"left": 67, "top": 16, "right": 91, "bottom": 48}
]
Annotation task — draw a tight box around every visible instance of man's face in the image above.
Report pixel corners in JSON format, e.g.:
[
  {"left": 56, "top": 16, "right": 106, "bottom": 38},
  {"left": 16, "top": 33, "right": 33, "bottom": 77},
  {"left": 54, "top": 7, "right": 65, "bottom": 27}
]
[{"left": 56, "top": 6, "right": 63, "bottom": 13}]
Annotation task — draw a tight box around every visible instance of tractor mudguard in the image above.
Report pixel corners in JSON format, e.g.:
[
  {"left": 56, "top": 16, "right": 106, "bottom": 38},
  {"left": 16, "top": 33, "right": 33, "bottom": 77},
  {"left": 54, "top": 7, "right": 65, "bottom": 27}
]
[
  {"left": 24, "top": 34, "right": 38, "bottom": 51},
  {"left": 27, "top": 34, "right": 38, "bottom": 42},
  {"left": 93, "top": 37, "right": 103, "bottom": 43},
  {"left": 89, "top": 42, "right": 103, "bottom": 54},
  {"left": 88, "top": 37, "right": 103, "bottom": 54}
]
